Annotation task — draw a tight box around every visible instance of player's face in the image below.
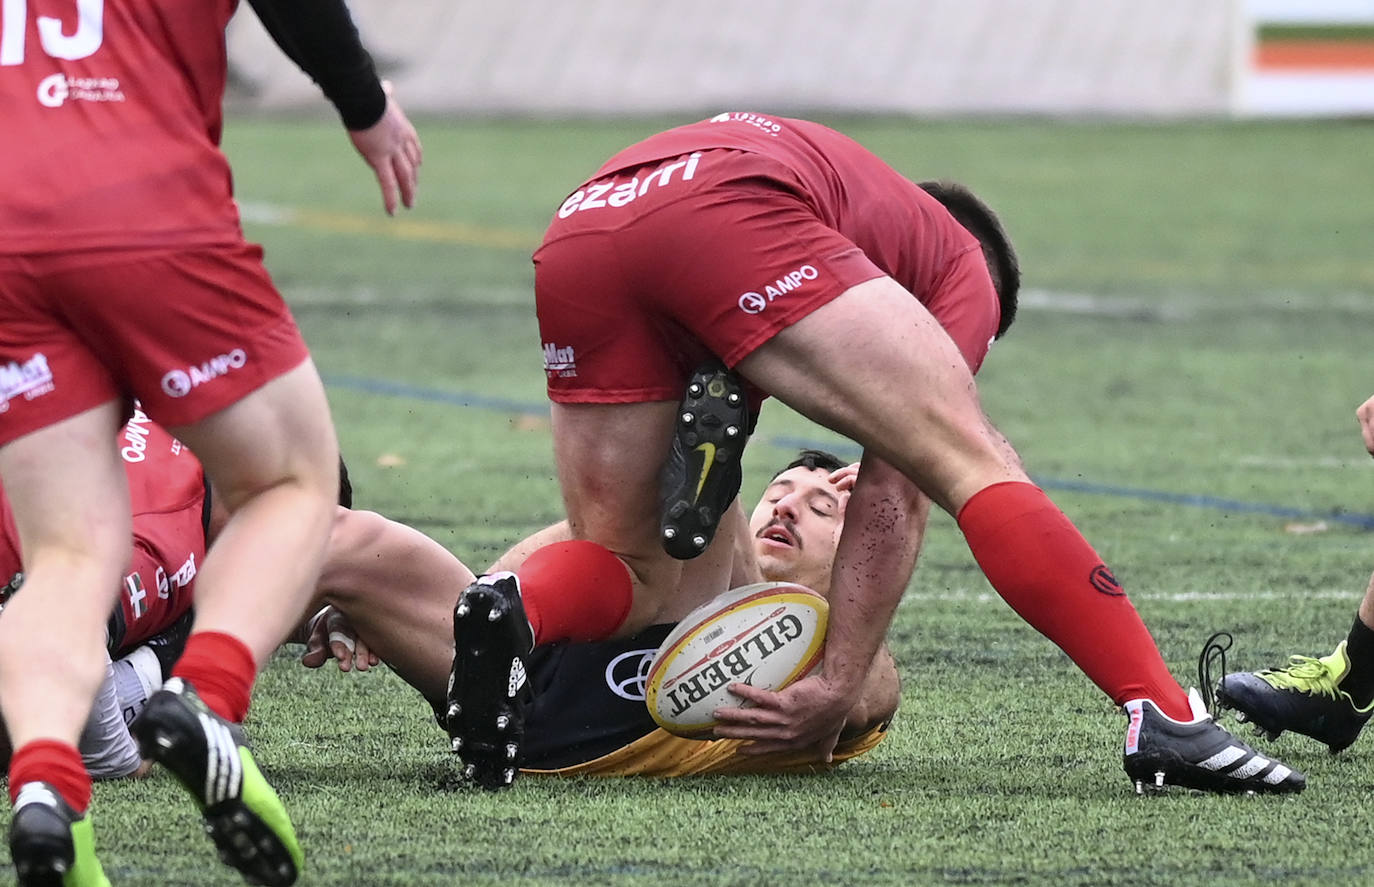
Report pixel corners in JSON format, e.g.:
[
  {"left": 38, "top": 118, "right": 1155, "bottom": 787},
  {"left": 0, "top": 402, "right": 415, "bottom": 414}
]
[{"left": 748, "top": 466, "right": 846, "bottom": 595}]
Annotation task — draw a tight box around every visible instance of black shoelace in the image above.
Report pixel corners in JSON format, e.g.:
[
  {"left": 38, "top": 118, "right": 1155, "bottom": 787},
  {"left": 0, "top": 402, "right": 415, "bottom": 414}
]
[{"left": 1197, "top": 630, "right": 1233, "bottom": 719}]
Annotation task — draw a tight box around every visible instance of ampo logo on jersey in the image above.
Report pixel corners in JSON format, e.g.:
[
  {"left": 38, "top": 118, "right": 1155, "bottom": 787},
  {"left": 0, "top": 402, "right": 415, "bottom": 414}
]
[
  {"left": 737, "top": 264, "right": 819, "bottom": 315},
  {"left": 120, "top": 405, "right": 155, "bottom": 462},
  {"left": 161, "top": 349, "right": 248, "bottom": 398}
]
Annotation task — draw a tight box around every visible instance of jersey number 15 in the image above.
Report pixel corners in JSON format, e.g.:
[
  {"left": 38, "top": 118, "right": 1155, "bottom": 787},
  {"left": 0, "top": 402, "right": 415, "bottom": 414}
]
[{"left": 1, "top": 0, "right": 103, "bottom": 66}]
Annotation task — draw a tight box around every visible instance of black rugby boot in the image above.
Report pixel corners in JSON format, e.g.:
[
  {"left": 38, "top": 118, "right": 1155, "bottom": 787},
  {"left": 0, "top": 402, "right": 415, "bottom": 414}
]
[
  {"left": 660, "top": 359, "right": 750, "bottom": 560},
  {"left": 445, "top": 572, "right": 536, "bottom": 790},
  {"left": 8, "top": 783, "right": 109, "bottom": 887},
  {"left": 1217, "top": 641, "right": 1374, "bottom": 753},
  {"left": 130, "top": 679, "right": 302, "bottom": 885},
  {"left": 1123, "top": 689, "right": 1305, "bottom": 795}
]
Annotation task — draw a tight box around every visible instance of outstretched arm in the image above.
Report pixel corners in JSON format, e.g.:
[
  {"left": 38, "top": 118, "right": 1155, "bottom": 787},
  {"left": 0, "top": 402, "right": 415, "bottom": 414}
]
[
  {"left": 246, "top": 0, "right": 422, "bottom": 214},
  {"left": 840, "top": 644, "right": 901, "bottom": 739}
]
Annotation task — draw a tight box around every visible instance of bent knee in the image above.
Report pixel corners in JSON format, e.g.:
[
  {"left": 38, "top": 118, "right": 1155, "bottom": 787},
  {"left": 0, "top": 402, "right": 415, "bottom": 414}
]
[
  {"left": 211, "top": 455, "right": 340, "bottom": 516},
  {"left": 316, "top": 508, "right": 389, "bottom": 597}
]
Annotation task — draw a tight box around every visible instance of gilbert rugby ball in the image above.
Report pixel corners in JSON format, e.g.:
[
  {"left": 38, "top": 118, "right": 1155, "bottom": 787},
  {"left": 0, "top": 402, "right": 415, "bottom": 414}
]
[{"left": 644, "top": 581, "right": 828, "bottom": 738}]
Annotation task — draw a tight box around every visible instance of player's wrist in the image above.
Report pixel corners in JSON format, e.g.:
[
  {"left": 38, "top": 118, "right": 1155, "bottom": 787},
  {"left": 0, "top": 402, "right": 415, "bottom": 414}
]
[
  {"left": 815, "top": 656, "right": 869, "bottom": 697},
  {"left": 334, "top": 78, "right": 388, "bottom": 132}
]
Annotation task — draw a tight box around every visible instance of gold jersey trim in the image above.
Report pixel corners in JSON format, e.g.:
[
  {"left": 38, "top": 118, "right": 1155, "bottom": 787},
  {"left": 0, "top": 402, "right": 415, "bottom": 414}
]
[{"left": 523, "top": 723, "right": 888, "bottom": 778}]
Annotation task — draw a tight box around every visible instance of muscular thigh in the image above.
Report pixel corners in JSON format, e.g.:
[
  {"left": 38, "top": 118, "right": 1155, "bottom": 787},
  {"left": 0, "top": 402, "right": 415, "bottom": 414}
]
[
  {"left": 549, "top": 400, "right": 741, "bottom": 630},
  {"left": 737, "top": 278, "right": 1025, "bottom": 514},
  {"left": 550, "top": 401, "right": 681, "bottom": 620}
]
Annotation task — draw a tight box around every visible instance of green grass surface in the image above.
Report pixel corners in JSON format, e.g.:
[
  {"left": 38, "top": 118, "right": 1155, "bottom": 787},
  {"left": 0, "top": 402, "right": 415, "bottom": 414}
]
[{"left": 12, "top": 114, "right": 1374, "bottom": 885}]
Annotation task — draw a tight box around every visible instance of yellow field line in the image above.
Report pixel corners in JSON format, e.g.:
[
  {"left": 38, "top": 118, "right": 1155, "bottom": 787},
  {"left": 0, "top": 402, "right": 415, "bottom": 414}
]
[
  {"left": 240, "top": 200, "right": 539, "bottom": 250},
  {"left": 244, "top": 202, "right": 1374, "bottom": 286}
]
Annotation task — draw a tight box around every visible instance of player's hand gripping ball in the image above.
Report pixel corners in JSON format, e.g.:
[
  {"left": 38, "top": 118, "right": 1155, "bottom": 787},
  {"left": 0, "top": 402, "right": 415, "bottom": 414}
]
[{"left": 645, "top": 582, "right": 828, "bottom": 737}]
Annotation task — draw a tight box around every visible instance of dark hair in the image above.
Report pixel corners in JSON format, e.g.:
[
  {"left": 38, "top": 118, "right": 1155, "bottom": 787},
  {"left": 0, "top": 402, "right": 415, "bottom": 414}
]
[
  {"left": 774, "top": 448, "right": 846, "bottom": 479},
  {"left": 338, "top": 455, "right": 354, "bottom": 509},
  {"left": 919, "top": 180, "right": 1020, "bottom": 339}
]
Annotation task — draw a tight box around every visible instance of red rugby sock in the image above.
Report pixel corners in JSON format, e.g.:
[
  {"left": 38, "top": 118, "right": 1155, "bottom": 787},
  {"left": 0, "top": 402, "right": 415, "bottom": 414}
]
[
  {"left": 172, "top": 631, "right": 257, "bottom": 723},
  {"left": 9, "top": 739, "right": 90, "bottom": 814},
  {"left": 957, "top": 482, "right": 1193, "bottom": 721},
  {"left": 516, "top": 541, "right": 634, "bottom": 645}
]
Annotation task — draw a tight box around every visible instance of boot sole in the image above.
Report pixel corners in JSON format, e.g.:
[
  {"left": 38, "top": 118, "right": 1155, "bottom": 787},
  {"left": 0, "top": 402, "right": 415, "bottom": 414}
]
[
  {"left": 660, "top": 361, "right": 749, "bottom": 560},
  {"left": 446, "top": 583, "right": 530, "bottom": 790}
]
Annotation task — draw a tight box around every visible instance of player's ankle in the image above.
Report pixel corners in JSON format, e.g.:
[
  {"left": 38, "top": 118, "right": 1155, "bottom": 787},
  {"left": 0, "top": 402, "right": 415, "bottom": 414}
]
[{"left": 1342, "top": 615, "right": 1374, "bottom": 707}]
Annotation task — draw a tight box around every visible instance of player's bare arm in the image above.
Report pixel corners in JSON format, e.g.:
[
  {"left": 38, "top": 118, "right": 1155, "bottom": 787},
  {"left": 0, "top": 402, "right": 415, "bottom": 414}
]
[
  {"left": 840, "top": 644, "right": 900, "bottom": 740},
  {"left": 1358, "top": 394, "right": 1374, "bottom": 457},
  {"left": 715, "top": 455, "right": 926, "bottom": 757}
]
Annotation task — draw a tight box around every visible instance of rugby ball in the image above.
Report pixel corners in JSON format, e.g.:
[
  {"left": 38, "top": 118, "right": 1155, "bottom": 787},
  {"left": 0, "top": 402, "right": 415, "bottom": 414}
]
[{"left": 644, "top": 581, "right": 828, "bottom": 738}]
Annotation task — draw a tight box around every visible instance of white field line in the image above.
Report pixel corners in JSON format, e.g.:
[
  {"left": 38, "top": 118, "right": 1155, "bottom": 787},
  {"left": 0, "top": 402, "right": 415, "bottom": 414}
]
[
  {"left": 240, "top": 198, "right": 1374, "bottom": 318},
  {"left": 1235, "top": 455, "right": 1371, "bottom": 470},
  {"left": 901, "top": 588, "right": 1362, "bottom": 605},
  {"left": 1021, "top": 287, "right": 1374, "bottom": 318}
]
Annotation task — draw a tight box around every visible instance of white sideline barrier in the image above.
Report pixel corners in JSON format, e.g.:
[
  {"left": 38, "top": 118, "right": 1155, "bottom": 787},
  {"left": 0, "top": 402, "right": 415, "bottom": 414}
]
[
  {"left": 229, "top": 1, "right": 1374, "bottom": 118},
  {"left": 226, "top": 0, "right": 1234, "bottom": 117}
]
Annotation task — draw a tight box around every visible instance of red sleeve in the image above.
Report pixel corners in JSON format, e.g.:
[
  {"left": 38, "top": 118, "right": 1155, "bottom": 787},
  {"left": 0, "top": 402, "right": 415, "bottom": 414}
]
[
  {"left": 922, "top": 247, "right": 1001, "bottom": 375},
  {"left": 110, "top": 414, "right": 206, "bottom": 652}
]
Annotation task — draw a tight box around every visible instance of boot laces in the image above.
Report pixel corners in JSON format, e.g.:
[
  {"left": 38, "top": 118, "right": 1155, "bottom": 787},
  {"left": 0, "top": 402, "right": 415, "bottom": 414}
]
[
  {"left": 1196, "top": 630, "right": 1232, "bottom": 719},
  {"left": 1259, "top": 654, "right": 1342, "bottom": 698}
]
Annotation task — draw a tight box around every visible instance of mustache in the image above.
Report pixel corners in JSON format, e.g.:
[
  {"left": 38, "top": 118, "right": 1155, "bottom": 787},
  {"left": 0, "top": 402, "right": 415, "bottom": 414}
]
[{"left": 756, "top": 518, "right": 802, "bottom": 550}]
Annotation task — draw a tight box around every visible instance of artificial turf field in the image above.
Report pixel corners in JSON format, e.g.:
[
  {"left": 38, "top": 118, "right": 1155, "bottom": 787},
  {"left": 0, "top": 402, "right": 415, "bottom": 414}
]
[{"left": 6, "top": 114, "right": 1374, "bottom": 885}]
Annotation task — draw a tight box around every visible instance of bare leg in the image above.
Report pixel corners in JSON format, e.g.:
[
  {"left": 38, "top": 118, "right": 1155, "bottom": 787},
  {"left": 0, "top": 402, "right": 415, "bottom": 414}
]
[
  {"left": 169, "top": 360, "right": 339, "bottom": 665},
  {"left": 314, "top": 510, "right": 474, "bottom": 703},
  {"left": 725, "top": 279, "right": 1026, "bottom": 746},
  {"left": 0, "top": 402, "right": 128, "bottom": 750},
  {"left": 737, "top": 278, "right": 1024, "bottom": 513},
  {"left": 125, "top": 360, "right": 335, "bottom": 883},
  {"left": 548, "top": 400, "right": 738, "bottom": 633},
  {"left": 718, "top": 277, "right": 1197, "bottom": 755}
]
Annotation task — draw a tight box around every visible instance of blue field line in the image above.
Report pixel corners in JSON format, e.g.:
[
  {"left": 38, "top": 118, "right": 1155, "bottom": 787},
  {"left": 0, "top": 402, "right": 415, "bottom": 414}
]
[
  {"left": 1030, "top": 477, "right": 1374, "bottom": 529},
  {"left": 766, "top": 435, "right": 1374, "bottom": 530},
  {"left": 324, "top": 372, "right": 549, "bottom": 415},
  {"left": 324, "top": 375, "right": 1374, "bottom": 530}
]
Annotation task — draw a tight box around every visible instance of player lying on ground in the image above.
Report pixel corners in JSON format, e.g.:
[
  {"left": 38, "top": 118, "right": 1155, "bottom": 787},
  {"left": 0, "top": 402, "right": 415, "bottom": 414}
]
[
  {"left": 301, "top": 448, "right": 899, "bottom": 776},
  {"left": 0, "top": 412, "right": 353, "bottom": 781},
  {"left": 2, "top": 422, "right": 894, "bottom": 778},
  {"left": 0, "top": 413, "right": 202, "bottom": 781},
  {"left": 1218, "top": 393, "right": 1374, "bottom": 752},
  {"left": 445, "top": 112, "right": 1304, "bottom": 795}
]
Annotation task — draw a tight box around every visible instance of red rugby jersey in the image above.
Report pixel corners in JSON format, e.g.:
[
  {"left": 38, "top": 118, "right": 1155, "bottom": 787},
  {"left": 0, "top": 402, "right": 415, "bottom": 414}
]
[
  {"left": 0, "top": 408, "right": 205, "bottom": 652},
  {"left": 0, "top": 0, "right": 243, "bottom": 254}
]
